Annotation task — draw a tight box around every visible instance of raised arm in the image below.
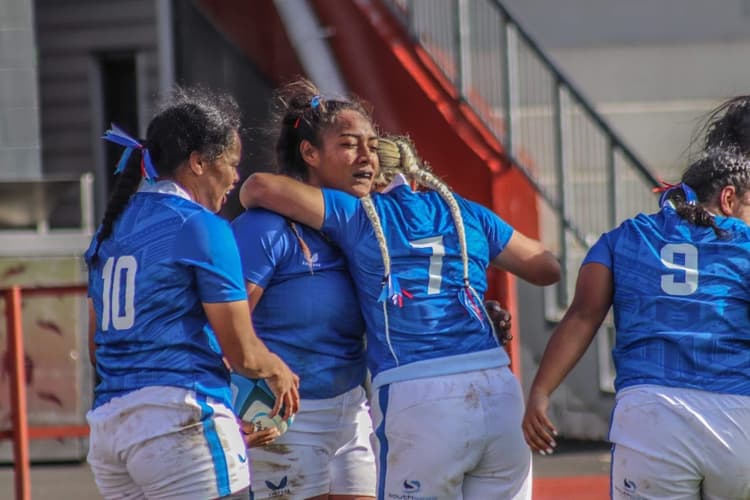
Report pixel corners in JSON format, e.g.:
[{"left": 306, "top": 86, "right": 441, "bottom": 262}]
[
  {"left": 239, "top": 173, "right": 325, "bottom": 230},
  {"left": 491, "top": 231, "right": 561, "bottom": 286},
  {"left": 521, "top": 262, "right": 612, "bottom": 454}
]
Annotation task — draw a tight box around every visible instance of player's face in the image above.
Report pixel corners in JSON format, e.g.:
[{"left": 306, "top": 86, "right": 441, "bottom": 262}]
[
  {"left": 308, "top": 109, "right": 379, "bottom": 198},
  {"left": 198, "top": 130, "right": 242, "bottom": 213}
]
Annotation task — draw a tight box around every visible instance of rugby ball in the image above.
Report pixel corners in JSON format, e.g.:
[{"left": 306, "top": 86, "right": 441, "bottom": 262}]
[{"left": 230, "top": 373, "right": 293, "bottom": 435}]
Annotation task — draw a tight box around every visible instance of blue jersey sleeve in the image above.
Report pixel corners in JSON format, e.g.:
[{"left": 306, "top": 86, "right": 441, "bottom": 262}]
[
  {"left": 465, "top": 199, "right": 514, "bottom": 258},
  {"left": 175, "top": 211, "right": 247, "bottom": 303},
  {"left": 583, "top": 231, "right": 614, "bottom": 268},
  {"left": 321, "top": 188, "right": 368, "bottom": 249},
  {"left": 231, "top": 209, "right": 288, "bottom": 289}
]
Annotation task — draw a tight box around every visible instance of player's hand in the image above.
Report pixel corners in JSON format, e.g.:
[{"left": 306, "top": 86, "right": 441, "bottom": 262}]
[
  {"left": 265, "top": 354, "right": 300, "bottom": 420},
  {"left": 240, "top": 421, "right": 280, "bottom": 448},
  {"left": 522, "top": 389, "right": 557, "bottom": 455},
  {"left": 485, "top": 300, "right": 512, "bottom": 345}
]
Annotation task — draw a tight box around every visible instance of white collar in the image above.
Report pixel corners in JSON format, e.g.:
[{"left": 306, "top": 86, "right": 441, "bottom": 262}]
[
  {"left": 139, "top": 180, "right": 193, "bottom": 201},
  {"left": 381, "top": 173, "right": 410, "bottom": 193}
]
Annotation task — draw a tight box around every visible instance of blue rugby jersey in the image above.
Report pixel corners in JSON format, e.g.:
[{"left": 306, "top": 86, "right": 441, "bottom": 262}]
[
  {"left": 85, "top": 182, "right": 247, "bottom": 409},
  {"left": 231, "top": 208, "right": 366, "bottom": 399},
  {"left": 584, "top": 205, "right": 750, "bottom": 396},
  {"left": 321, "top": 184, "right": 514, "bottom": 387}
]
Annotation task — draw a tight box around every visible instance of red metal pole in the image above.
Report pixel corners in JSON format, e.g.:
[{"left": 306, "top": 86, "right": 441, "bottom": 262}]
[{"left": 6, "top": 286, "right": 31, "bottom": 500}]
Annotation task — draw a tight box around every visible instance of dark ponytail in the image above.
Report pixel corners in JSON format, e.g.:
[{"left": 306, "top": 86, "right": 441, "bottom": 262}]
[{"left": 90, "top": 150, "right": 144, "bottom": 263}]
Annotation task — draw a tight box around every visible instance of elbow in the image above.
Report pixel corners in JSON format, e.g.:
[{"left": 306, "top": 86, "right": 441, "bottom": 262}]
[
  {"left": 239, "top": 173, "right": 274, "bottom": 209},
  {"left": 533, "top": 254, "right": 562, "bottom": 286}
]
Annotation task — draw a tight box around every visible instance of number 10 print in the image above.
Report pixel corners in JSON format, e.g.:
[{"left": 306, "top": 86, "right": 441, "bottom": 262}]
[{"left": 101, "top": 255, "right": 138, "bottom": 330}]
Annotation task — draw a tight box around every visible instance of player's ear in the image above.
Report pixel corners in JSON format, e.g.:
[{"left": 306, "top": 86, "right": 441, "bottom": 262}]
[
  {"left": 187, "top": 150, "right": 205, "bottom": 176},
  {"left": 718, "top": 184, "right": 737, "bottom": 216},
  {"left": 300, "top": 140, "right": 320, "bottom": 170}
]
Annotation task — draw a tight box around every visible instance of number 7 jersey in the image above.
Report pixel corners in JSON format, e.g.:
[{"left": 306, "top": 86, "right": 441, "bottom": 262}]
[
  {"left": 584, "top": 205, "right": 750, "bottom": 396},
  {"left": 321, "top": 184, "right": 515, "bottom": 388},
  {"left": 84, "top": 185, "right": 247, "bottom": 409}
]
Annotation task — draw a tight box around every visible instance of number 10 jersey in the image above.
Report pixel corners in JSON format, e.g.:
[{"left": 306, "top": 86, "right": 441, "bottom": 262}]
[{"left": 85, "top": 185, "right": 247, "bottom": 409}]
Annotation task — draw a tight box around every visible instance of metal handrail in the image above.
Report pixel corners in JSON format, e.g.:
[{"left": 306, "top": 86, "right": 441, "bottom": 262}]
[
  {"left": 489, "top": 1, "right": 657, "bottom": 186},
  {"left": 383, "top": 0, "right": 662, "bottom": 306}
]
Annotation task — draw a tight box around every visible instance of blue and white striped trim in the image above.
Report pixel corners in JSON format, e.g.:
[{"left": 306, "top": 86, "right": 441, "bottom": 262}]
[
  {"left": 196, "top": 394, "right": 231, "bottom": 497},
  {"left": 375, "top": 385, "right": 390, "bottom": 500}
]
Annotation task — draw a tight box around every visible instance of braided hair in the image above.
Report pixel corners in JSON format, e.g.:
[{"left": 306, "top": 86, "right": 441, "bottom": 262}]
[
  {"left": 368, "top": 137, "right": 470, "bottom": 283},
  {"left": 665, "top": 148, "right": 750, "bottom": 238},
  {"left": 91, "top": 86, "right": 241, "bottom": 263},
  {"left": 663, "top": 96, "right": 750, "bottom": 237},
  {"left": 363, "top": 136, "right": 498, "bottom": 348}
]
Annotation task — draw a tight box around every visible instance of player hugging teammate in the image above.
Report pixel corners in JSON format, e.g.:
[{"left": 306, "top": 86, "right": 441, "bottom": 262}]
[{"left": 237, "top": 78, "right": 560, "bottom": 499}]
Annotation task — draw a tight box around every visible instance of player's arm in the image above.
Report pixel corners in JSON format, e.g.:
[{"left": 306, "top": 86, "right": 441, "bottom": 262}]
[
  {"left": 239, "top": 173, "right": 324, "bottom": 230},
  {"left": 491, "top": 231, "right": 561, "bottom": 286},
  {"left": 246, "top": 282, "right": 264, "bottom": 311},
  {"left": 237, "top": 282, "right": 282, "bottom": 446},
  {"left": 522, "top": 262, "right": 612, "bottom": 454},
  {"left": 204, "top": 300, "right": 299, "bottom": 419},
  {"left": 87, "top": 298, "right": 97, "bottom": 366}
]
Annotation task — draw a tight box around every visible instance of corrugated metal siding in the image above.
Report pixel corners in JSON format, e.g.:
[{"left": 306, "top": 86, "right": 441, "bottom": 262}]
[{"left": 35, "top": 0, "right": 160, "bottom": 178}]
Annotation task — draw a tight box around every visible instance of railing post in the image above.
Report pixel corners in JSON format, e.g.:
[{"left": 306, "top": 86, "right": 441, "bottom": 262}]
[
  {"left": 606, "top": 143, "right": 617, "bottom": 229},
  {"left": 499, "top": 11, "right": 512, "bottom": 153},
  {"left": 6, "top": 286, "right": 31, "bottom": 500},
  {"left": 454, "top": 0, "right": 471, "bottom": 97},
  {"left": 552, "top": 82, "right": 569, "bottom": 308}
]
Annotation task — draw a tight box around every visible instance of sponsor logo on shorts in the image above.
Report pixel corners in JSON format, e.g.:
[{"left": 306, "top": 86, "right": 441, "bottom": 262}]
[
  {"left": 238, "top": 453, "right": 247, "bottom": 463},
  {"left": 403, "top": 480, "right": 421, "bottom": 492},
  {"left": 613, "top": 478, "right": 647, "bottom": 499},
  {"left": 265, "top": 476, "right": 290, "bottom": 497},
  {"left": 386, "top": 479, "right": 437, "bottom": 500}
]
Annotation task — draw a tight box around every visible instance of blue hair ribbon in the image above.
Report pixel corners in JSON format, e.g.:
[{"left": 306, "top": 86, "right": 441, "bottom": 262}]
[
  {"left": 653, "top": 180, "right": 697, "bottom": 209},
  {"left": 102, "top": 123, "right": 158, "bottom": 184},
  {"left": 310, "top": 95, "right": 322, "bottom": 109}
]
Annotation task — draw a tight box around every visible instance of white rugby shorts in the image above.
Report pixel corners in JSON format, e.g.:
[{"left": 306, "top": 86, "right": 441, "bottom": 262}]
[
  {"left": 248, "top": 385, "right": 377, "bottom": 499},
  {"left": 371, "top": 366, "right": 531, "bottom": 499},
  {"left": 87, "top": 386, "right": 250, "bottom": 499},
  {"left": 610, "top": 385, "right": 750, "bottom": 500}
]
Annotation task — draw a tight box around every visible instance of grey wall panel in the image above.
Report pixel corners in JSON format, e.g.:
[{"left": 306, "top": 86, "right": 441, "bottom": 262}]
[
  {"left": 0, "top": 0, "right": 41, "bottom": 179},
  {"left": 35, "top": 0, "right": 160, "bottom": 189}
]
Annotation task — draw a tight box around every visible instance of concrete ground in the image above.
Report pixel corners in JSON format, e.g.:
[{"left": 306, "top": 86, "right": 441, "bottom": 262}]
[{"left": 0, "top": 439, "right": 611, "bottom": 499}]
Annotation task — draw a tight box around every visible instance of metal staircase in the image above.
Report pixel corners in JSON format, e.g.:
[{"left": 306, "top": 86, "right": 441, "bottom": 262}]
[{"left": 384, "top": 0, "right": 661, "bottom": 311}]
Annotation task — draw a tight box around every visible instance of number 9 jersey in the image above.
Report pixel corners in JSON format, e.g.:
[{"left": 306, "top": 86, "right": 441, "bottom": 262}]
[
  {"left": 84, "top": 186, "right": 248, "bottom": 410},
  {"left": 584, "top": 204, "right": 750, "bottom": 396}
]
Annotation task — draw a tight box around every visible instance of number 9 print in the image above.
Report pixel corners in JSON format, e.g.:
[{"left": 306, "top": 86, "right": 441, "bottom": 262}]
[{"left": 660, "top": 243, "right": 698, "bottom": 296}]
